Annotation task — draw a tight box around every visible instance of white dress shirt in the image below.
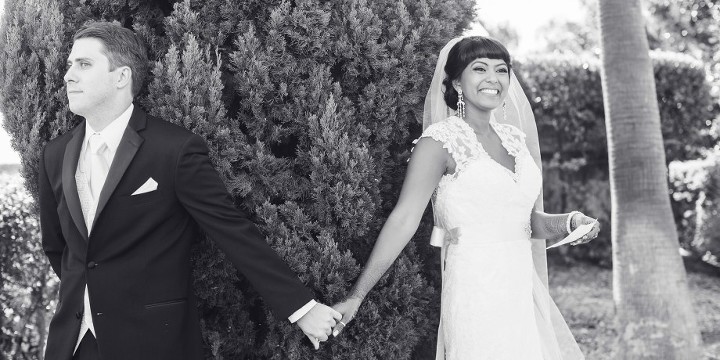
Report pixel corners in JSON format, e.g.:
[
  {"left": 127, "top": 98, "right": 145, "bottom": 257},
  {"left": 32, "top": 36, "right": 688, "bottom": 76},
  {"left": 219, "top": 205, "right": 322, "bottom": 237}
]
[{"left": 73, "top": 104, "right": 314, "bottom": 352}]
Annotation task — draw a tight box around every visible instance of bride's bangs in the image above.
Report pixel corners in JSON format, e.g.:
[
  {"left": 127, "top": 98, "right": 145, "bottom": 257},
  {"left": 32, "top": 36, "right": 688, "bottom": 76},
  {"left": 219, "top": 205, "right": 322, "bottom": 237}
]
[{"left": 458, "top": 36, "right": 512, "bottom": 68}]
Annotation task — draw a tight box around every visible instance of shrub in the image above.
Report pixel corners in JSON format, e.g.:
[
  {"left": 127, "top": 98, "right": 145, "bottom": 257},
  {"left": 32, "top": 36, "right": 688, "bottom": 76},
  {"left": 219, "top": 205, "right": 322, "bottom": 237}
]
[
  {"left": 0, "top": 172, "right": 58, "bottom": 360},
  {"left": 670, "top": 151, "right": 720, "bottom": 260}
]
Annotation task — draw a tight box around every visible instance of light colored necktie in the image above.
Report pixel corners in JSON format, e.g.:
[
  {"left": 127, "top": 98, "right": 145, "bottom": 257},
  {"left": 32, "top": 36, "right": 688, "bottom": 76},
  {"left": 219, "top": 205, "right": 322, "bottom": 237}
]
[
  {"left": 88, "top": 133, "right": 109, "bottom": 202},
  {"left": 74, "top": 133, "right": 108, "bottom": 353}
]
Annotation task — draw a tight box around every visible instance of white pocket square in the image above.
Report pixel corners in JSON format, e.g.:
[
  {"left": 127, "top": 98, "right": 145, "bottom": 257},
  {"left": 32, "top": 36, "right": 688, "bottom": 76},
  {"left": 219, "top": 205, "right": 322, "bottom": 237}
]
[{"left": 132, "top": 177, "right": 158, "bottom": 195}]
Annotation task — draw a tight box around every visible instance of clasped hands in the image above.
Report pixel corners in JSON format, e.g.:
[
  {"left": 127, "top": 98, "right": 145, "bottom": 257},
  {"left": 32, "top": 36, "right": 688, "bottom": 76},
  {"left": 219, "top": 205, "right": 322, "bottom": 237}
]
[
  {"left": 295, "top": 303, "right": 341, "bottom": 350},
  {"left": 295, "top": 296, "right": 362, "bottom": 349}
]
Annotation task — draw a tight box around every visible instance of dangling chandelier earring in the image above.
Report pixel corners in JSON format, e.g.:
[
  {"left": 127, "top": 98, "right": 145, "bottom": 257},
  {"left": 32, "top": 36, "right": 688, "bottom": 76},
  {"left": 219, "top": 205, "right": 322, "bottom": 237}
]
[{"left": 456, "top": 89, "right": 465, "bottom": 119}]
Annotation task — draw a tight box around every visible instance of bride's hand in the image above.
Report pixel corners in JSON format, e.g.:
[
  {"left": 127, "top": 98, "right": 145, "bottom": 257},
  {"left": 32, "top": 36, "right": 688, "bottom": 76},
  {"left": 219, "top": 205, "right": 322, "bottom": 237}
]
[
  {"left": 570, "top": 213, "right": 600, "bottom": 245},
  {"left": 331, "top": 295, "right": 362, "bottom": 337}
]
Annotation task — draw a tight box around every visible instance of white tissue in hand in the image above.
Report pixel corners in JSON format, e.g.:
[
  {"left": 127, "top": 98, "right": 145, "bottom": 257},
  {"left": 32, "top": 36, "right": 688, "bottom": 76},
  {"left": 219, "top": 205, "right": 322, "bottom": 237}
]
[{"left": 546, "top": 221, "right": 597, "bottom": 249}]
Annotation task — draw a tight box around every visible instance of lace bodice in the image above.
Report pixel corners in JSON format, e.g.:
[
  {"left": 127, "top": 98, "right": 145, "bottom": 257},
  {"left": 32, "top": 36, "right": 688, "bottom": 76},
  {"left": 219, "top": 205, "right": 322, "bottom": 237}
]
[{"left": 417, "top": 116, "right": 542, "bottom": 243}]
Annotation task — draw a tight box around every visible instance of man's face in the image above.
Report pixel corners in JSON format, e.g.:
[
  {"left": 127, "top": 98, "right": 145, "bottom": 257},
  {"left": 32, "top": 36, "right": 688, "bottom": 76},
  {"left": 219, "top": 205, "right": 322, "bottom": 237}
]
[{"left": 64, "top": 37, "right": 119, "bottom": 117}]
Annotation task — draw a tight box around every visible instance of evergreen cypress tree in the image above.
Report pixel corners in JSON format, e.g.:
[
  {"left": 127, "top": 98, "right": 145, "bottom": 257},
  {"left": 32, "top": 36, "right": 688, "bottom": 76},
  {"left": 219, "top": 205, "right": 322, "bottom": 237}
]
[
  {"left": 0, "top": 0, "right": 69, "bottom": 202},
  {"left": 1, "top": 0, "right": 476, "bottom": 358}
]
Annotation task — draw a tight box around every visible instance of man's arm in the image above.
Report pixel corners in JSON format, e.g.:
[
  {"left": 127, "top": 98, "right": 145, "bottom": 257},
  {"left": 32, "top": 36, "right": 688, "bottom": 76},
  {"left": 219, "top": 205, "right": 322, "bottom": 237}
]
[
  {"left": 39, "top": 148, "right": 65, "bottom": 277},
  {"left": 173, "top": 134, "right": 340, "bottom": 345}
]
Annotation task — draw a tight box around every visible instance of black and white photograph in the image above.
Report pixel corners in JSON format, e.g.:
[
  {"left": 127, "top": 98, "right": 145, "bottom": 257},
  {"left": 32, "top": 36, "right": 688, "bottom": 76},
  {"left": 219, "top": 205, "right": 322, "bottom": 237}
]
[{"left": 0, "top": 0, "right": 719, "bottom": 359}]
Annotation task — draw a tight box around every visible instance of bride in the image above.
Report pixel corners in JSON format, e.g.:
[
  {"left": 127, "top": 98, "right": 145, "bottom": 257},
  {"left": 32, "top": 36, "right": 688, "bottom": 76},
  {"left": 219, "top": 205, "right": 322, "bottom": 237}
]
[{"left": 332, "top": 35, "right": 599, "bottom": 359}]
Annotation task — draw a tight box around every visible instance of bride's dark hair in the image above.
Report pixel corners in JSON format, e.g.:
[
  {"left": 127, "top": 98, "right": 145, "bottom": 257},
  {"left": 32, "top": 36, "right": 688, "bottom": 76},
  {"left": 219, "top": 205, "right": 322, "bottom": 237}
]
[{"left": 442, "top": 36, "right": 512, "bottom": 110}]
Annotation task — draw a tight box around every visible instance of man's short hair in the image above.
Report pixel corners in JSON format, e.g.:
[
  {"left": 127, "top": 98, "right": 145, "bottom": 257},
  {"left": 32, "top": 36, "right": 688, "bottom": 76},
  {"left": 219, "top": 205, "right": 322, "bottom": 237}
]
[{"left": 73, "top": 21, "right": 149, "bottom": 97}]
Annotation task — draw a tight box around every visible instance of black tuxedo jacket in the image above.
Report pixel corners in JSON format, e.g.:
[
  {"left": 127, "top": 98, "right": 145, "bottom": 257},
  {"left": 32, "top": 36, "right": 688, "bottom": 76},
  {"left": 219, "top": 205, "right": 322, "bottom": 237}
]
[{"left": 39, "top": 108, "right": 313, "bottom": 360}]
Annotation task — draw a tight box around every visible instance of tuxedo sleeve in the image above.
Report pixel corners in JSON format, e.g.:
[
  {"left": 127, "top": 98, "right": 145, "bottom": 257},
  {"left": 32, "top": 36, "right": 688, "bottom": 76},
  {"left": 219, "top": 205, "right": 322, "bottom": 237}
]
[
  {"left": 174, "top": 134, "right": 314, "bottom": 319},
  {"left": 39, "top": 147, "right": 65, "bottom": 277}
]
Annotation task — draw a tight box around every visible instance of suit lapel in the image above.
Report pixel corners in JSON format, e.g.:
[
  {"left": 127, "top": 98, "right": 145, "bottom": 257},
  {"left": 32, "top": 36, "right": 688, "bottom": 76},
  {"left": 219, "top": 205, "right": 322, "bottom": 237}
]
[
  {"left": 62, "top": 124, "right": 89, "bottom": 240},
  {"left": 93, "top": 108, "right": 146, "bottom": 226}
]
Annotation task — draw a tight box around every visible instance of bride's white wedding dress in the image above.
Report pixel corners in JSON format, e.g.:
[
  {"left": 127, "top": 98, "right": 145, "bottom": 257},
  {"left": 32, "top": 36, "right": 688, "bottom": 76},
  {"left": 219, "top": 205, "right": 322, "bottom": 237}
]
[{"left": 420, "top": 116, "right": 584, "bottom": 360}]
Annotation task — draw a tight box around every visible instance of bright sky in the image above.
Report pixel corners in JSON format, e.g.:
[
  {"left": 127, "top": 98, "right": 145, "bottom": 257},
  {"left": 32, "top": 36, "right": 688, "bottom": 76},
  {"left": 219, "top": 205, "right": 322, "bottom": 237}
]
[
  {"left": 475, "top": 0, "right": 587, "bottom": 54},
  {"left": 0, "top": 0, "right": 20, "bottom": 164},
  {"left": 0, "top": 0, "right": 16, "bottom": 165},
  {"left": 0, "top": 0, "right": 586, "bottom": 165},
  {"left": 0, "top": 114, "right": 21, "bottom": 165}
]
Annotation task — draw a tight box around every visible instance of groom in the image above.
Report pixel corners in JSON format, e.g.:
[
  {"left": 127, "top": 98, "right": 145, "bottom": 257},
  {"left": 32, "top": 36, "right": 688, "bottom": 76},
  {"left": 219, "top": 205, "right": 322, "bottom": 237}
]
[{"left": 39, "top": 21, "right": 339, "bottom": 360}]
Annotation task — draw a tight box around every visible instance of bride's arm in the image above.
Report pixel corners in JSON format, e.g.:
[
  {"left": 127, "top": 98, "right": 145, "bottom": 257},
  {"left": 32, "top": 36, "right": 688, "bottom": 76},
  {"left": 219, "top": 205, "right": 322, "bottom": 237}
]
[
  {"left": 530, "top": 211, "right": 572, "bottom": 240},
  {"left": 332, "top": 137, "right": 448, "bottom": 330},
  {"left": 350, "top": 137, "right": 448, "bottom": 300}
]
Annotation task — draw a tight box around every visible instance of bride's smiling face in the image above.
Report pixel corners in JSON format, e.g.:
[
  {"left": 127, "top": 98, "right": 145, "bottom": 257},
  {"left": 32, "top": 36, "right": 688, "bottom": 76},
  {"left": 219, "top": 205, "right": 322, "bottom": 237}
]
[{"left": 453, "top": 57, "right": 510, "bottom": 112}]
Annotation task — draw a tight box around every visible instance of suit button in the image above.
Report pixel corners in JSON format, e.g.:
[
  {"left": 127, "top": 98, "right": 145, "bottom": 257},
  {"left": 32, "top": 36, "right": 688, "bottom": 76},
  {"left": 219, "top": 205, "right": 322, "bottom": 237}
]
[
  {"left": 75, "top": 312, "right": 82, "bottom": 319},
  {"left": 87, "top": 261, "right": 97, "bottom": 269}
]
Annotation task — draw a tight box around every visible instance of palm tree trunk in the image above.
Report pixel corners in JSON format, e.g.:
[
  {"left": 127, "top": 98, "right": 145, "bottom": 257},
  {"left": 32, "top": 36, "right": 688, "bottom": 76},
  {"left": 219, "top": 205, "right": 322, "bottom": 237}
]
[{"left": 597, "top": 0, "right": 703, "bottom": 358}]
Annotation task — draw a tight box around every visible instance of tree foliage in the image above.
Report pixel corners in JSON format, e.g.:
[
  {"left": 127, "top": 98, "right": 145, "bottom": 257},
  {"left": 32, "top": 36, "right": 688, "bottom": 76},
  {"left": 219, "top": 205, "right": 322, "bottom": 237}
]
[
  {"left": 646, "top": 0, "right": 720, "bottom": 78},
  {"left": 646, "top": 0, "right": 720, "bottom": 144}
]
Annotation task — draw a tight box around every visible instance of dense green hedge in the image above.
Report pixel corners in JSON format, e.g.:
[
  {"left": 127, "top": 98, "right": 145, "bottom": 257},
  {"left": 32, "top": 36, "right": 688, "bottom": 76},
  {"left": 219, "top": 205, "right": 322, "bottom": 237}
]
[
  {"left": 520, "top": 51, "right": 713, "bottom": 162},
  {"left": 517, "top": 51, "right": 715, "bottom": 265}
]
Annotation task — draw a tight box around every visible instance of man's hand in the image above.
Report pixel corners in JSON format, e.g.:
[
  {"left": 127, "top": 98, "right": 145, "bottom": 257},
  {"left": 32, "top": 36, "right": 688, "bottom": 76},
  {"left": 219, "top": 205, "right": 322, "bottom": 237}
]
[{"left": 296, "top": 303, "right": 342, "bottom": 350}]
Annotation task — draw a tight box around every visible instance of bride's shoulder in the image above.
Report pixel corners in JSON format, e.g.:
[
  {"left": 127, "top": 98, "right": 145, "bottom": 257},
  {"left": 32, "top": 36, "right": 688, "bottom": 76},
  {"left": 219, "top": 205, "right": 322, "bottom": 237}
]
[
  {"left": 413, "top": 117, "right": 464, "bottom": 154},
  {"left": 420, "top": 116, "right": 464, "bottom": 139}
]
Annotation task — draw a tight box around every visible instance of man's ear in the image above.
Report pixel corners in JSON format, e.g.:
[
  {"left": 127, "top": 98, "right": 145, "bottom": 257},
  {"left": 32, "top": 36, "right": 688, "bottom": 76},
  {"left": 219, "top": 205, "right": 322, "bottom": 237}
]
[{"left": 116, "top": 66, "right": 132, "bottom": 90}]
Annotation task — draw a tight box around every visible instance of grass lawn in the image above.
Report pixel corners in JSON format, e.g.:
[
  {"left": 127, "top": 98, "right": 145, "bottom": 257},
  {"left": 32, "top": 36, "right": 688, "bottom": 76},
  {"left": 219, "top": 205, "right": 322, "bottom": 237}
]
[{"left": 550, "top": 262, "right": 720, "bottom": 359}]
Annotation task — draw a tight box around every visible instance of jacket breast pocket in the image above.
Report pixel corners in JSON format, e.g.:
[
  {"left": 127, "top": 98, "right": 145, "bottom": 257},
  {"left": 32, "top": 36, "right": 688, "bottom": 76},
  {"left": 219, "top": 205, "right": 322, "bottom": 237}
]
[{"left": 120, "top": 190, "right": 165, "bottom": 207}]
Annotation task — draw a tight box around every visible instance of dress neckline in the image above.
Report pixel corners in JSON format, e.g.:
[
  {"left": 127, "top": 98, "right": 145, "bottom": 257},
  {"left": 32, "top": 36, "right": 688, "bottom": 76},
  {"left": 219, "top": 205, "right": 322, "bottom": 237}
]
[{"left": 451, "top": 117, "right": 520, "bottom": 182}]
